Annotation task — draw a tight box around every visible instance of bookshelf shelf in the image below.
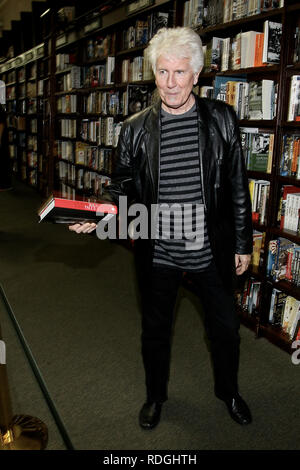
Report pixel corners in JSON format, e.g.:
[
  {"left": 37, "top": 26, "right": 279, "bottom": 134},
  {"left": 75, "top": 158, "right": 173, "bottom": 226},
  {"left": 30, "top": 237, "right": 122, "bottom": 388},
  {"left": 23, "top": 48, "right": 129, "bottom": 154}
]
[
  {"left": 214, "top": 65, "right": 280, "bottom": 76},
  {"left": 270, "top": 226, "right": 300, "bottom": 244},
  {"left": 196, "top": 8, "right": 284, "bottom": 36},
  {"left": 259, "top": 323, "right": 293, "bottom": 353},
  {"left": 278, "top": 176, "right": 300, "bottom": 186}
]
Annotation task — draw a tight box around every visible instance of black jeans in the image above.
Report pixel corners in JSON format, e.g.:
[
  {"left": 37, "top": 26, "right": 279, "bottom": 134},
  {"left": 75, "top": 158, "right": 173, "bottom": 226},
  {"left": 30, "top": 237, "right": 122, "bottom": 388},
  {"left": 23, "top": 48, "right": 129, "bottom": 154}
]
[{"left": 141, "top": 261, "right": 240, "bottom": 403}]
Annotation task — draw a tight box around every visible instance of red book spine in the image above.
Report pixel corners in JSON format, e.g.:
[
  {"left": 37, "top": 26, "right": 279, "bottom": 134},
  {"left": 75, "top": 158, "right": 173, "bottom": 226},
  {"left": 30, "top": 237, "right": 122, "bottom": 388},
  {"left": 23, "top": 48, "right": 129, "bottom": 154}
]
[
  {"left": 54, "top": 198, "right": 117, "bottom": 214},
  {"left": 286, "top": 248, "right": 293, "bottom": 281}
]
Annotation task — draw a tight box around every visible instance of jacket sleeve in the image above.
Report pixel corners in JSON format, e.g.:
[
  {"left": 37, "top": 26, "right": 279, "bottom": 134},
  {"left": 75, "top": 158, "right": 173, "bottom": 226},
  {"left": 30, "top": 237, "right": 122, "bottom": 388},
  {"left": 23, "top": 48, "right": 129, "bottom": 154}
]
[
  {"left": 225, "top": 105, "right": 253, "bottom": 255},
  {"left": 104, "top": 121, "right": 137, "bottom": 205}
]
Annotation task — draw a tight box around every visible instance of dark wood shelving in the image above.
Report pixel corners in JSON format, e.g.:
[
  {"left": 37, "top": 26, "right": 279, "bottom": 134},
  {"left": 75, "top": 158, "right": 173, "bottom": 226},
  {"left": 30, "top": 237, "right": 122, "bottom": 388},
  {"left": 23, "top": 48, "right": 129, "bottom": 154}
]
[
  {"left": 259, "top": 323, "right": 293, "bottom": 354},
  {"left": 239, "top": 119, "right": 276, "bottom": 127},
  {"left": 273, "top": 279, "right": 300, "bottom": 300},
  {"left": 116, "top": 45, "right": 146, "bottom": 57},
  {"left": 248, "top": 170, "right": 272, "bottom": 180},
  {"left": 196, "top": 8, "right": 284, "bottom": 36},
  {"left": 270, "top": 226, "right": 300, "bottom": 244},
  {"left": 116, "top": 80, "right": 155, "bottom": 88},
  {"left": 278, "top": 175, "right": 300, "bottom": 186},
  {"left": 212, "top": 65, "right": 279, "bottom": 76}
]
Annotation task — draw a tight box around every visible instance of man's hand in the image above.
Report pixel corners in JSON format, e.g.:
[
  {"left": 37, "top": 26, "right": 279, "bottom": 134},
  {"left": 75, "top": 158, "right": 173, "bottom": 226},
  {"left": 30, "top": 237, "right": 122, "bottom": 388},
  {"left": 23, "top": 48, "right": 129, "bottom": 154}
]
[
  {"left": 68, "top": 222, "right": 97, "bottom": 234},
  {"left": 235, "top": 253, "right": 251, "bottom": 275}
]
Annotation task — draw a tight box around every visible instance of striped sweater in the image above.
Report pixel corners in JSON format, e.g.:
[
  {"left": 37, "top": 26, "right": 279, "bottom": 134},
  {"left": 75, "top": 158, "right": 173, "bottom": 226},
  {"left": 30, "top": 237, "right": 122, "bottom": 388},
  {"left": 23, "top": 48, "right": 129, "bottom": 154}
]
[{"left": 152, "top": 103, "right": 213, "bottom": 271}]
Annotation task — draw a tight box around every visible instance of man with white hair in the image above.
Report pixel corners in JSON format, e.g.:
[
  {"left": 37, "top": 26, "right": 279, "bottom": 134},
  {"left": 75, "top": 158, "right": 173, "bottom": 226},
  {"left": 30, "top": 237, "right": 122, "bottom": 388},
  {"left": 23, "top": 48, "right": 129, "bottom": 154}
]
[{"left": 70, "top": 27, "right": 253, "bottom": 429}]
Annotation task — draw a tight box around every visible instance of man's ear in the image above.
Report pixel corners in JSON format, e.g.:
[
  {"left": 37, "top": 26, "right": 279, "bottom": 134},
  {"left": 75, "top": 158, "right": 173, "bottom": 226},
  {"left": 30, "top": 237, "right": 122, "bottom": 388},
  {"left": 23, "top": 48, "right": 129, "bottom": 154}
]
[{"left": 193, "top": 67, "right": 203, "bottom": 85}]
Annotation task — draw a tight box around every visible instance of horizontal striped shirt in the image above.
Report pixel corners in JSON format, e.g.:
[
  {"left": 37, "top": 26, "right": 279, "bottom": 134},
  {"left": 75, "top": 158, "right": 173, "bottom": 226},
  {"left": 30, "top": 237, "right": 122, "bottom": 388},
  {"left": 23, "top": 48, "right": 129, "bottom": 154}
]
[{"left": 153, "top": 103, "right": 213, "bottom": 271}]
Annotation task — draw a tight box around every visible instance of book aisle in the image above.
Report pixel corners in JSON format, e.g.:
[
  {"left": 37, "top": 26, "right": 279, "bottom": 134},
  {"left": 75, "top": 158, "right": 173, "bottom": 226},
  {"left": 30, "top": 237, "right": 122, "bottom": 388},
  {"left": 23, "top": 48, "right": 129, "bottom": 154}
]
[{"left": 0, "top": 0, "right": 299, "bottom": 454}]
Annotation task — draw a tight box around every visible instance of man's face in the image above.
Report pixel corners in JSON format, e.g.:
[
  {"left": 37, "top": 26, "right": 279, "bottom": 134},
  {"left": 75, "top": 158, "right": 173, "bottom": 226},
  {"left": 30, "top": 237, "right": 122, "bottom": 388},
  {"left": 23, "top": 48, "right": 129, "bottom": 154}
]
[{"left": 155, "top": 54, "right": 201, "bottom": 114}]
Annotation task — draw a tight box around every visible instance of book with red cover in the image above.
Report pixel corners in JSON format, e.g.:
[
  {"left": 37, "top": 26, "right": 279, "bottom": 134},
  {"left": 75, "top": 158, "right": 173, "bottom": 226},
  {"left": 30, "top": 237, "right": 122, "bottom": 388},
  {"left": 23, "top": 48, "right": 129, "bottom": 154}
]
[
  {"left": 279, "top": 185, "right": 300, "bottom": 230},
  {"left": 38, "top": 192, "right": 117, "bottom": 224}
]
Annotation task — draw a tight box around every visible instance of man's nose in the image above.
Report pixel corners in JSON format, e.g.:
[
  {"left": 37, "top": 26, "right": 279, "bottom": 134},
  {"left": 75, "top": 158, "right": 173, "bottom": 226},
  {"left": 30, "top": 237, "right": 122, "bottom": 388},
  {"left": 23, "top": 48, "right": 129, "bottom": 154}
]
[{"left": 167, "top": 73, "right": 176, "bottom": 88}]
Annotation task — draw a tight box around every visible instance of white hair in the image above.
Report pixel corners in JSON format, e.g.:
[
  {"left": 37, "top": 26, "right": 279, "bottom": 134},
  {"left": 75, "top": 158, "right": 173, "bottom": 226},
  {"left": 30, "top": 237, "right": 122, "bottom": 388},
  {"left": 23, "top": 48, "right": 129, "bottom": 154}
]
[{"left": 145, "top": 27, "right": 204, "bottom": 74}]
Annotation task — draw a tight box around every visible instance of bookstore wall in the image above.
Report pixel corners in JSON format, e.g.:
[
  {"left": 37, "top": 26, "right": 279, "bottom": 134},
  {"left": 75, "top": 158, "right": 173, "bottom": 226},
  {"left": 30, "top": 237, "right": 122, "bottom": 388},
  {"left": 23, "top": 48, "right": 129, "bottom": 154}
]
[{"left": 1, "top": 0, "right": 300, "bottom": 353}]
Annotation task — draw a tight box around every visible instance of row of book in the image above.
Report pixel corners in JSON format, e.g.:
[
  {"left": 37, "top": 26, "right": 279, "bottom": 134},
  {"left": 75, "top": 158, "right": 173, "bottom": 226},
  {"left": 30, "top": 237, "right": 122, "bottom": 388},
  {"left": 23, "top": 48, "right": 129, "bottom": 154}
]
[
  {"left": 57, "top": 146, "right": 113, "bottom": 175},
  {"left": 57, "top": 85, "right": 153, "bottom": 118},
  {"left": 267, "top": 237, "right": 300, "bottom": 284},
  {"left": 120, "top": 12, "right": 169, "bottom": 50},
  {"left": 252, "top": 230, "right": 265, "bottom": 268},
  {"left": 27, "top": 135, "right": 37, "bottom": 152},
  {"left": 56, "top": 165, "right": 111, "bottom": 196},
  {"left": 203, "top": 22, "right": 282, "bottom": 73},
  {"left": 83, "top": 91, "right": 119, "bottom": 116},
  {"left": 59, "top": 118, "right": 76, "bottom": 138},
  {"left": 27, "top": 151, "right": 38, "bottom": 168},
  {"left": 293, "top": 26, "right": 300, "bottom": 64},
  {"left": 214, "top": 77, "right": 277, "bottom": 120},
  {"left": 279, "top": 135, "right": 300, "bottom": 179},
  {"left": 287, "top": 75, "right": 300, "bottom": 122},
  {"left": 80, "top": 117, "right": 120, "bottom": 147},
  {"left": 56, "top": 66, "right": 81, "bottom": 91},
  {"left": 82, "top": 59, "right": 115, "bottom": 88},
  {"left": 56, "top": 52, "right": 76, "bottom": 72},
  {"left": 240, "top": 129, "right": 274, "bottom": 173},
  {"left": 29, "top": 118, "right": 38, "bottom": 133},
  {"left": 121, "top": 54, "right": 153, "bottom": 83},
  {"left": 85, "top": 33, "right": 116, "bottom": 61},
  {"left": 277, "top": 185, "right": 300, "bottom": 233},
  {"left": 183, "top": 0, "right": 284, "bottom": 28},
  {"left": 249, "top": 179, "right": 270, "bottom": 225},
  {"left": 237, "top": 276, "right": 262, "bottom": 315},
  {"left": 269, "top": 289, "right": 300, "bottom": 340},
  {"left": 56, "top": 60, "right": 115, "bottom": 92},
  {"left": 57, "top": 94, "right": 77, "bottom": 114}
]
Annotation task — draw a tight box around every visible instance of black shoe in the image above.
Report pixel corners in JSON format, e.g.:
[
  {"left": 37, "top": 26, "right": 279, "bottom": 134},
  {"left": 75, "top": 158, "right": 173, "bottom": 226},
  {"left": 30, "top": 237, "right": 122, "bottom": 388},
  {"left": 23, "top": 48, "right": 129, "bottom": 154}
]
[
  {"left": 224, "top": 394, "right": 252, "bottom": 425},
  {"left": 139, "top": 402, "right": 162, "bottom": 430}
]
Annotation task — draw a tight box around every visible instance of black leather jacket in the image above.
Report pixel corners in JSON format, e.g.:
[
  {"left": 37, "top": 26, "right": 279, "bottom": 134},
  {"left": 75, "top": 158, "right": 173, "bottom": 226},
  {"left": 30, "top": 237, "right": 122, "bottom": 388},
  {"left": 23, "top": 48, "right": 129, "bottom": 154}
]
[{"left": 107, "top": 95, "right": 253, "bottom": 292}]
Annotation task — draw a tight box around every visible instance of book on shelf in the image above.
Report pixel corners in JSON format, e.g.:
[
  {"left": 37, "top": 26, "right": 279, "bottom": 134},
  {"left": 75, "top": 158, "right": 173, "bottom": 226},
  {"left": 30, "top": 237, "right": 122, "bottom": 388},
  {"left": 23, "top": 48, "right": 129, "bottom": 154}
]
[
  {"left": 237, "top": 276, "right": 262, "bottom": 315},
  {"left": 248, "top": 179, "right": 270, "bottom": 224},
  {"left": 279, "top": 135, "right": 300, "bottom": 179},
  {"left": 278, "top": 185, "right": 300, "bottom": 230},
  {"left": 38, "top": 192, "right": 117, "bottom": 224},
  {"left": 282, "top": 297, "right": 300, "bottom": 339},
  {"left": 266, "top": 237, "right": 300, "bottom": 283},
  {"left": 248, "top": 80, "right": 275, "bottom": 120},
  {"left": 251, "top": 230, "right": 265, "bottom": 268},
  {"left": 268, "top": 288, "right": 288, "bottom": 326},
  {"left": 284, "top": 193, "right": 300, "bottom": 232},
  {"left": 262, "top": 21, "right": 282, "bottom": 64},
  {"left": 150, "top": 11, "right": 169, "bottom": 37},
  {"left": 287, "top": 75, "right": 300, "bottom": 121},
  {"left": 241, "top": 128, "right": 274, "bottom": 172}
]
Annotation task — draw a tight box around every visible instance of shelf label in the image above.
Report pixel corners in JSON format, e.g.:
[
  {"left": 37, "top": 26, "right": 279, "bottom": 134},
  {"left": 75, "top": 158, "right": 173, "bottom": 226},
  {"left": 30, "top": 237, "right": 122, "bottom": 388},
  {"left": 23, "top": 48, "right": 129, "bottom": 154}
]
[
  {"left": 126, "top": 0, "right": 154, "bottom": 15},
  {"left": 84, "top": 17, "right": 101, "bottom": 34},
  {"left": 56, "top": 34, "right": 67, "bottom": 47},
  {"left": 36, "top": 44, "right": 44, "bottom": 58},
  {"left": 25, "top": 51, "right": 34, "bottom": 62}
]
